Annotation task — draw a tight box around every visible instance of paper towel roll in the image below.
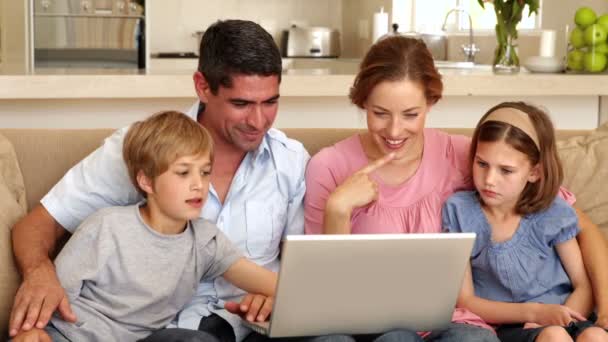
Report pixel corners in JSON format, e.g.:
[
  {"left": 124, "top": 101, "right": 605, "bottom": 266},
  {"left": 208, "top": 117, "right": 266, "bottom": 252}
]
[
  {"left": 539, "top": 30, "right": 556, "bottom": 57},
  {"left": 372, "top": 7, "right": 389, "bottom": 43}
]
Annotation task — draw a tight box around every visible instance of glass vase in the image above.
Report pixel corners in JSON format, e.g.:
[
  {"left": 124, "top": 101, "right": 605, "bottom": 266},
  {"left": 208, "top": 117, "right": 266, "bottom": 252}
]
[{"left": 493, "top": 33, "right": 520, "bottom": 74}]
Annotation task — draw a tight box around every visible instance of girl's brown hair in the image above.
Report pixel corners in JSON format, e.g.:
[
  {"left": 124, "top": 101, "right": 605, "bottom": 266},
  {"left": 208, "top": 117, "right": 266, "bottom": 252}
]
[
  {"left": 123, "top": 111, "right": 214, "bottom": 197},
  {"left": 470, "top": 102, "right": 563, "bottom": 214},
  {"left": 349, "top": 36, "right": 443, "bottom": 108}
]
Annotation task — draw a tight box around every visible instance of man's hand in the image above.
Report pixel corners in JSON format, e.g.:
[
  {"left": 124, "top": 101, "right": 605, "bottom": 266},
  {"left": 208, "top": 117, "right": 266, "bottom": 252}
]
[
  {"left": 9, "top": 260, "right": 76, "bottom": 337},
  {"left": 11, "top": 328, "right": 52, "bottom": 342},
  {"left": 225, "top": 294, "right": 273, "bottom": 322}
]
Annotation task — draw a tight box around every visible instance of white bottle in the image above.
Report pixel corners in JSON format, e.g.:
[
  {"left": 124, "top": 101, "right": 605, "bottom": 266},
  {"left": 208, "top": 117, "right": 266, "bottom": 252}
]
[{"left": 372, "top": 7, "right": 389, "bottom": 43}]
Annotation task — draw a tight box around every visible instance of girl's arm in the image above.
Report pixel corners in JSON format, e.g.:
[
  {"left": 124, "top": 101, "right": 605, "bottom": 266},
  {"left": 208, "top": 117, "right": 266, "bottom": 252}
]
[
  {"left": 574, "top": 207, "right": 608, "bottom": 328},
  {"left": 556, "top": 236, "right": 594, "bottom": 318},
  {"left": 457, "top": 263, "right": 535, "bottom": 324},
  {"left": 457, "top": 263, "right": 584, "bottom": 326}
]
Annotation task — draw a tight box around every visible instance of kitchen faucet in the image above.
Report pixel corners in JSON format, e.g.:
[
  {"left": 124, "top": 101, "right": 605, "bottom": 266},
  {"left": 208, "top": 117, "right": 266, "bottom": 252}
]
[{"left": 441, "top": 8, "right": 480, "bottom": 63}]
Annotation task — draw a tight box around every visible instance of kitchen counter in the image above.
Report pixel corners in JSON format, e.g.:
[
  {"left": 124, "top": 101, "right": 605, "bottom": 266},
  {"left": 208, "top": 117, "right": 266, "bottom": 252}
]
[{"left": 1, "top": 65, "right": 608, "bottom": 99}]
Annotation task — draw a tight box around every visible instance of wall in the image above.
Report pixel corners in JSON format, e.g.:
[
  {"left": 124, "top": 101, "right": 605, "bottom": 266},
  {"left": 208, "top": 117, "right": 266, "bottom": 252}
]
[
  {"left": 542, "top": 0, "right": 608, "bottom": 61},
  {"left": 446, "top": 0, "right": 608, "bottom": 64},
  {"left": 148, "top": 0, "right": 342, "bottom": 54},
  {"left": 0, "top": 0, "right": 29, "bottom": 73},
  {"left": 341, "top": 0, "right": 392, "bottom": 58}
]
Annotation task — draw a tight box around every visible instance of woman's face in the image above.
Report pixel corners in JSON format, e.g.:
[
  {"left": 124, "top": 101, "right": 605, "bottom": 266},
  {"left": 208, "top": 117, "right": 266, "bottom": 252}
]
[{"left": 364, "top": 79, "right": 430, "bottom": 162}]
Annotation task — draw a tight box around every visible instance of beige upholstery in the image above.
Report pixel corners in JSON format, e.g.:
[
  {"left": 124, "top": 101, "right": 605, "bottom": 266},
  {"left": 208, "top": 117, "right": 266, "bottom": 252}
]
[
  {"left": 0, "top": 133, "right": 26, "bottom": 338},
  {"left": 0, "top": 126, "right": 605, "bottom": 336}
]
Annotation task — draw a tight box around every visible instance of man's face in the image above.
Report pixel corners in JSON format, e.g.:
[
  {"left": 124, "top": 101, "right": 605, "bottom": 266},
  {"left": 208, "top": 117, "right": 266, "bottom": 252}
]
[{"left": 194, "top": 72, "right": 280, "bottom": 152}]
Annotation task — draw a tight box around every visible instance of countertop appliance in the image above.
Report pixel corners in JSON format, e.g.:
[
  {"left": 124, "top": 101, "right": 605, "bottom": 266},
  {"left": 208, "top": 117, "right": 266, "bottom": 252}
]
[
  {"left": 281, "top": 26, "right": 340, "bottom": 58},
  {"left": 33, "top": 0, "right": 146, "bottom": 69}
]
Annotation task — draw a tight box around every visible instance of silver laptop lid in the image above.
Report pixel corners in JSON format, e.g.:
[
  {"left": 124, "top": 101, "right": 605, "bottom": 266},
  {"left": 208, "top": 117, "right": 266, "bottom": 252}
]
[{"left": 266, "top": 233, "right": 475, "bottom": 337}]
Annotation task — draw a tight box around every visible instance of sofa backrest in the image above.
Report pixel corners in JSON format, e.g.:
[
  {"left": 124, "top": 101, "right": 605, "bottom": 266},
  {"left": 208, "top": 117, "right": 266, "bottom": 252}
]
[{"left": 0, "top": 128, "right": 594, "bottom": 213}]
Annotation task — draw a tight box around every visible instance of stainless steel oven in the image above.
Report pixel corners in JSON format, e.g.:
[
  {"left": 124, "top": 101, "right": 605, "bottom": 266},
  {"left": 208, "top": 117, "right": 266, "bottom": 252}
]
[{"left": 33, "top": 0, "right": 145, "bottom": 69}]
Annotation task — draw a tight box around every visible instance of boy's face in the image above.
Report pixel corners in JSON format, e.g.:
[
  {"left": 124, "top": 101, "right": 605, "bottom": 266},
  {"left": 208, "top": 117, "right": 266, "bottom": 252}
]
[{"left": 144, "top": 152, "right": 212, "bottom": 225}]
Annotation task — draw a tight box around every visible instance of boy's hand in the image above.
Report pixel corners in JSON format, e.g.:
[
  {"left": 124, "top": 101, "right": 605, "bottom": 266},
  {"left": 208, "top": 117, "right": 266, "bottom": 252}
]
[
  {"left": 11, "top": 327, "right": 52, "bottom": 342},
  {"left": 225, "top": 294, "right": 274, "bottom": 322}
]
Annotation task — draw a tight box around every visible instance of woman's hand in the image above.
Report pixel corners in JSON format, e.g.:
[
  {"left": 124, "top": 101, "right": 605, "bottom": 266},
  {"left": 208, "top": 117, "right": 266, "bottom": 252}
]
[
  {"left": 326, "top": 153, "right": 395, "bottom": 216},
  {"left": 531, "top": 303, "right": 586, "bottom": 326}
]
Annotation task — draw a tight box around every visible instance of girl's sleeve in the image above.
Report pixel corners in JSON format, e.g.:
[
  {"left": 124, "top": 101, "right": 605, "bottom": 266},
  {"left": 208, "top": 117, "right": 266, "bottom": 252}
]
[{"left": 537, "top": 198, "right": 581, "bottom": 247}]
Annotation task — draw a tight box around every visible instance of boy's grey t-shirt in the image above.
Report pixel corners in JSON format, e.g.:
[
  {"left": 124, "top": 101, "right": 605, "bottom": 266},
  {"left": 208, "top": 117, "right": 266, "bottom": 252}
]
[{"left": 50, "top": 204, "right": 242, "bottom": 342}]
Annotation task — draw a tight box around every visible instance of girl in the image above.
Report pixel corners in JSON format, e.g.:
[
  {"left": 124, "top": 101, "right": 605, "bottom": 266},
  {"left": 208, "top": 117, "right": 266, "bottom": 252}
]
[{"left": 442, "top": 102, "right": 608, "bottom": 342}]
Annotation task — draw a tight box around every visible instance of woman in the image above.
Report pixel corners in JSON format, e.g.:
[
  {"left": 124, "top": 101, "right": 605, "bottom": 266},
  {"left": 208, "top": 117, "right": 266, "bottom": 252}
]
[{"left": 304, "top": 36, "right": 607, "bottom": 341}]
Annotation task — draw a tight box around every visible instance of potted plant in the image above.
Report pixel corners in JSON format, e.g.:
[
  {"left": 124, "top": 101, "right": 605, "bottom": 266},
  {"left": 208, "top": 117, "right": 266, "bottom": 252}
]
[{"left": 478, "top": 0, "right": 540, "bottom": 74}]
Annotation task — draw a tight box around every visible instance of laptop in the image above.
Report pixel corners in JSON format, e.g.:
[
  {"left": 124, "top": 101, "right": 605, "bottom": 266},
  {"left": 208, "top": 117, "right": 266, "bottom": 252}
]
[{"left": 242, "top": 233, "right": 476, "bottom": 338}]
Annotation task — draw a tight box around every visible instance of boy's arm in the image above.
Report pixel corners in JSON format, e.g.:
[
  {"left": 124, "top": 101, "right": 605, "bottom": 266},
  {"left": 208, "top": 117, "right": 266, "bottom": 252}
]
[
  {"left": 574, "top": 207, "right": 608, "bottom": 328},
  {"left": 556, "top": 237, "right": 594, "bottom": 318},
  {"left": 223, "top": 258, "right": 277, "bottom": 297},
  {"left": 457, "top": 263, "right": 585, "bottom": 326},
  {"left": 9, "top": 205, "right": 75, "bottom": 337}
]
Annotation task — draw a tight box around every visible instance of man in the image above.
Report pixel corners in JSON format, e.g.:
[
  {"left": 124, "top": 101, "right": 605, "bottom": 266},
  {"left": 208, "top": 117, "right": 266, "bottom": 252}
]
[{"left": 10, "top": 20, "right": 309, "bottom": 342}]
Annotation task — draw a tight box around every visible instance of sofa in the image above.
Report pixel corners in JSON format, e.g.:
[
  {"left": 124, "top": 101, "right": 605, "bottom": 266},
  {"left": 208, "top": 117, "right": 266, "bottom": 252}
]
[{"left": 1, "top": 126, "right": 608, "bottom": 337}]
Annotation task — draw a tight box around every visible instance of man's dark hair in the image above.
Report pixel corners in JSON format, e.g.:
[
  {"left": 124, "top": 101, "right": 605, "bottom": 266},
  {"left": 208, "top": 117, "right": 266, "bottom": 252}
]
[{"left": 198, "top": 20, "right": 282, "bottom": 94}]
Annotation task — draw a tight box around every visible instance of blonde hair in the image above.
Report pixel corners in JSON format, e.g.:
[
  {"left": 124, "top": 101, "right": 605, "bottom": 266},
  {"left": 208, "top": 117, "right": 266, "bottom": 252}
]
[{"left": 123, "top": 111, "right": 214, "bottom": 197}]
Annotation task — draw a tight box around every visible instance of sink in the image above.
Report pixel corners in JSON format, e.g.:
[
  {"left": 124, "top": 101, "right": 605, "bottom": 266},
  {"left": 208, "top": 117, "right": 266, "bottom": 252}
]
[{"left": 434, "top": 60, "right": 491, "bottom": 71}]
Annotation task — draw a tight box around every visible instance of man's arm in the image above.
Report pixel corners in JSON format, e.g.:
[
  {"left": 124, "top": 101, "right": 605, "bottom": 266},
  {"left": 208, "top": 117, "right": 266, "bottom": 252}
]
[
  {"left": 575, "top": 207, "right": 608, "bottom": 328},
  {"left": 9, "top": 205, "right": 76, "bottom": 337}
]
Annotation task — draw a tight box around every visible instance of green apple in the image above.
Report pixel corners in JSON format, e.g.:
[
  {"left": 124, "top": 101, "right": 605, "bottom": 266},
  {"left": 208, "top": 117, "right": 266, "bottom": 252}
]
[
  {"left": 568, "top": 50, "right": 585, "bottom": 71},
  {"left": 584, "top": 24, "right": 608, "bottom": 46},
  {"left": 594, "top": 43, "right": 608, "bottom": 54},
  {"left": 597, "top": 14, "right": 608, "bottom": 31},
  {"left": 575, "top": 7, "right": 597, "bottom": 29},
  {"left": 570, "top": 27, "right": 586, "bottom": 48},
  {"left": 583, "top": 51, "right": 607, "bottom": 72}
]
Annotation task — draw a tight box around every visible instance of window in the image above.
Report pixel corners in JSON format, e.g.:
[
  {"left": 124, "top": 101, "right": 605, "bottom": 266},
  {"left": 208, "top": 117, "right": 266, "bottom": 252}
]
[{"left": 393, "top": 0, "right": 540, "bottom": 33}]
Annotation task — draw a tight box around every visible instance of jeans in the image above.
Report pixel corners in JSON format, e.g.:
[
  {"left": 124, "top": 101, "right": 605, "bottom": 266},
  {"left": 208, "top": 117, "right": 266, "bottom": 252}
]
[
  {"left": 244, "top": 328, "right": 423, "bottom": 342},
  {"left": 139, "top": 328, "right": 221, "bottom": 342},
  {"left": 424, "top": 323, "right": 499, "bottom": 342}
]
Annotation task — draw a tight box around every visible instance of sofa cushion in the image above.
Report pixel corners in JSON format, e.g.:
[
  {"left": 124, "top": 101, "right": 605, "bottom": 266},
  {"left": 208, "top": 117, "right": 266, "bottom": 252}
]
[
  {"left": 0, "top": 133, "right": 26, "bottom": 337},
  {"left": 558, "top": 123, "right": 608, "bottom": 240}
]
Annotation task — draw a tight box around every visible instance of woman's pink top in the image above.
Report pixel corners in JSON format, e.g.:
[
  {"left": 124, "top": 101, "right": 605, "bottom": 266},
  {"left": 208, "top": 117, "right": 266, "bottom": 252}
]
[{"left": 305, "top": 128, "right": 575, "bottom": 331}]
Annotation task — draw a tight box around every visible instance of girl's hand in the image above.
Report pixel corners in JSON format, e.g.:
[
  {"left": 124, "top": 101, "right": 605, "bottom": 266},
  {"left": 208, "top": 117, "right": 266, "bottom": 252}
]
[
  {"left": 595, "top": 312, "right": 608, "bottom": 329},
  {"left": 523, "top": 322, "right": 542, "bottom": 329},
  {"left": 532, "top": 303, "right": 586, "bottom": 326},
  {"left": 327, "top": 153, "right": 395, "bottom": 215}
]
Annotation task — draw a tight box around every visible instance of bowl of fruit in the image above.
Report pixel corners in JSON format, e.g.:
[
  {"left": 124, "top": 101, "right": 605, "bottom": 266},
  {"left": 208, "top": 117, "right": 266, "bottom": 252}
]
[{"left": 567, "top": 7, "right": 608, "bottom": 73}]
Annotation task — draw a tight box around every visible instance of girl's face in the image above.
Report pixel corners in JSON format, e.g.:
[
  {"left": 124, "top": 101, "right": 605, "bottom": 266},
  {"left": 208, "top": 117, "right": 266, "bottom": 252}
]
[
  {"left": 364, "top": 79, "right": 430, "bottom": 163},
  {"left": 473, "top": 139, "right": 540, "bottom": 213}
]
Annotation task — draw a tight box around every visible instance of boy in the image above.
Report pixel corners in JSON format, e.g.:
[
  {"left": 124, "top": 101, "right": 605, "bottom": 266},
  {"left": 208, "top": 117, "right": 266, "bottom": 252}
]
[{"left": 12, "top": 111, "right": 277, "bottom": 342}]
